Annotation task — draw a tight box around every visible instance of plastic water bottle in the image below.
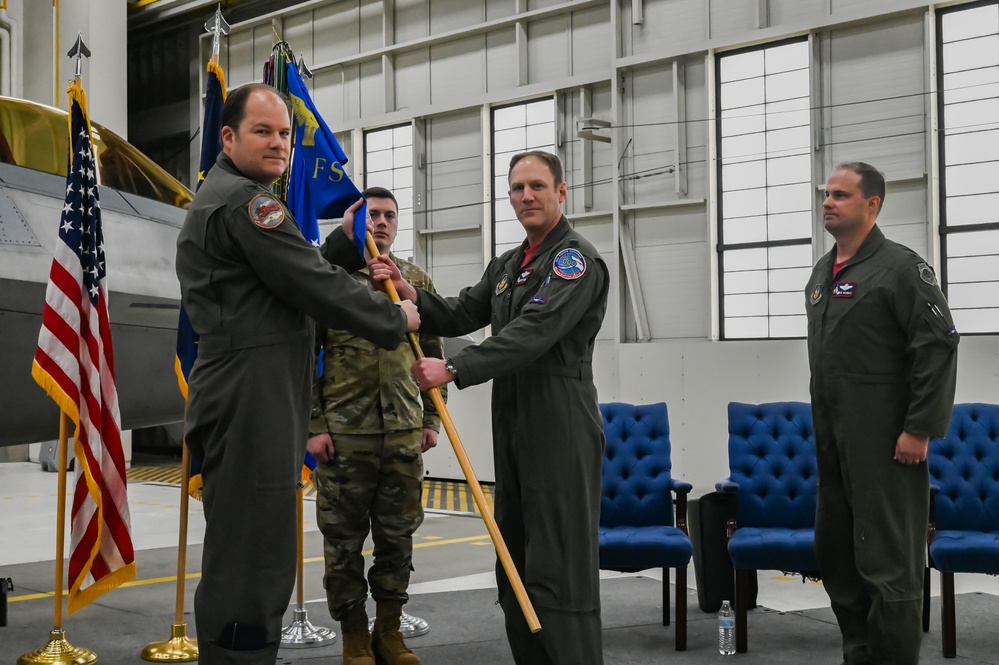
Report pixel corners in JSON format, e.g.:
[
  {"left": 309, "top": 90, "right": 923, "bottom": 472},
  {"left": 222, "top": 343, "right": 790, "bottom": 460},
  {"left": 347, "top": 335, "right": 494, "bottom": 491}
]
[{"left": 718, "top": 599, "right": 735, "bottom": 655}]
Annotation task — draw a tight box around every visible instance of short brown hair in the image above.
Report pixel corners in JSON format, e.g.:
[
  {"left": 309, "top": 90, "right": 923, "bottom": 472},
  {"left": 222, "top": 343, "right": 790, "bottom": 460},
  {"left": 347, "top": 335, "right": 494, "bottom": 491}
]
[
  {"left": 508, "top": 150, "right": 564, "bottom": 185},
  {"left": 221, "top": 83, "right": 292, "bottom": 131},
  {"left": 362, "top": 186, "right": 398, "bottom": 212},
  {"left": 835, "top": 161, "right": 886, "bottom": 213}
]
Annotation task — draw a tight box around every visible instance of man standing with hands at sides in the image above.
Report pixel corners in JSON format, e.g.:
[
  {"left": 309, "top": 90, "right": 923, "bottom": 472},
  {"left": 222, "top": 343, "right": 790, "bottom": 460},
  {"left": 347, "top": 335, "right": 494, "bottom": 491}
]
[
  {"left": 377, "top": 150, "right": 609, "bottom": 665},
  {"left": 176, "top": 83, "right": 420, "bottom": 665},
  {"left": 805, "top": 162, "right": 959, "bottom": 665},
  {"left": 308, "top": 186, "right": 446, "bottom": 665}
]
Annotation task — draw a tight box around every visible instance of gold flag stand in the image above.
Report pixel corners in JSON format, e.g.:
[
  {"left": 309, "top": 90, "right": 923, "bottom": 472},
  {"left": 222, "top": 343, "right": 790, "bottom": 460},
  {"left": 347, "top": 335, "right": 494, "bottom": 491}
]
[
  {"left": 279, "top": 485, "right": 336, "bottom": 647},
  {"left": 366, "top": 232, "right": 541, "bottom": 633},
  {"left": 17, "top": 413, "right": 98, "bottom": 665},
  {"left": 140, "top": 444, "right": 198, "bottom": 661}
]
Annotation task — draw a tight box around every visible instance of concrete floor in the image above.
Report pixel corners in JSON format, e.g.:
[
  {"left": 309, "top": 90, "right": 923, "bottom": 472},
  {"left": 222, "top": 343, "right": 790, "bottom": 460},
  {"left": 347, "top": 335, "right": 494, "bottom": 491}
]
[{"left": 2, "top": 461, "right": 998, "bottom": 664}]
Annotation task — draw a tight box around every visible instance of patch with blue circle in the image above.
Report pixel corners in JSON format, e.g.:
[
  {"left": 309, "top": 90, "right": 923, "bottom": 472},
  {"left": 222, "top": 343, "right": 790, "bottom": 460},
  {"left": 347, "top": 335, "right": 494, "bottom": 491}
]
[{"left": 552, "top": 248, "right": 586, "bottom": 280}]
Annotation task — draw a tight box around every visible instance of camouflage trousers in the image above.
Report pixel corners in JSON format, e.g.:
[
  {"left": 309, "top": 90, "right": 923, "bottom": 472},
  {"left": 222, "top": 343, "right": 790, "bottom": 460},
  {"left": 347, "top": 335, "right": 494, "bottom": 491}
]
[{"left": 313, "top": 430, "right": 424, "bottom": 621}]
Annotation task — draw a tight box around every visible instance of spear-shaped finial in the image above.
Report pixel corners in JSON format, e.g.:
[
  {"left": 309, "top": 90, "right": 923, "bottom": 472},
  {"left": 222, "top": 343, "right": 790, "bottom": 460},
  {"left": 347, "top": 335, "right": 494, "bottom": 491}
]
[
  {"left": 205, "top": 4, "right": 231, "bottom": 62},
  {"left": 67, "top": 32, "right": 90, "bottom": 81},
  {"left": 297, "top": 52, "right": 313, "bottom": 80}
]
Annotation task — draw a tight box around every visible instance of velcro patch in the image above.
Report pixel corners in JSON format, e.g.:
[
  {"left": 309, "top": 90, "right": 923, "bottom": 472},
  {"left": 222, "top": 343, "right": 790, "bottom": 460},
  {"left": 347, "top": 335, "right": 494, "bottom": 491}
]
[
  {"left": 516, "top": 268, "right": 534, "bottom": 286},
  {"left": 553, "top": 248, "right": 586, "bottom": 280},
  {"left": 249, "top": 194, "right": 285, "bottom": 229},
  {"left": 917, "top": 262, "right": 937, "bottom": 286},
  {"left": 831, "top": 281, "right": 856, "bottom": 298},
  {"left": 528, "top": 295, "right": 546, "bottom": 305}
]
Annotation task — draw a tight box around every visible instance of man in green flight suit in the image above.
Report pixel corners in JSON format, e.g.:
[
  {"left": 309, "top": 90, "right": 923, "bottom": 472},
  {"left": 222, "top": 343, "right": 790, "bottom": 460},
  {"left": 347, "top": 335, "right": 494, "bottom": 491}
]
[
  {"left": 176, "top": 83, "right": 420, "bottom": 664},
  {"left": 805, "top": 162, "right": 959, "bottom": 665},
  {"left": 383, "top": 150, "right": 610, "bottom": 665},
  {"left": 308, "top": 187, "right": 446, "bottom": 665}
]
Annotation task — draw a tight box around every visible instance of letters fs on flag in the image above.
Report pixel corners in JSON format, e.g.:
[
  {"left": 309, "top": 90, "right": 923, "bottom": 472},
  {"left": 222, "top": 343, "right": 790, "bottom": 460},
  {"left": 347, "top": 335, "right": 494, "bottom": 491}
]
[
  {"left": 284, "top": 61, "right": 366, "bottom": 257},
  {"left": 31, "top": 81, "right": 136, "bottom": 613}
]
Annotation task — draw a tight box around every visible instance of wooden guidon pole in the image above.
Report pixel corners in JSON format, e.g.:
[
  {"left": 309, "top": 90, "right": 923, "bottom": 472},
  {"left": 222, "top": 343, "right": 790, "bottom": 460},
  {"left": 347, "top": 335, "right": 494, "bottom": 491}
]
[{"left": 364, "top": 232, "right": 541, "bottom": 633}]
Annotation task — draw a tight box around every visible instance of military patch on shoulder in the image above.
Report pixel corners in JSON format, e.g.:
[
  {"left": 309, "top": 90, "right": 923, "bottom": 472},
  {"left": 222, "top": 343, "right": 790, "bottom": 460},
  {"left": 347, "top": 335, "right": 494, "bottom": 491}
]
[
  {"left": 553, "top": 248, "right": 586, "bottom": 280},
  {"left": 917, "top": 262, "right": 937, "bottom": 286},
  {"left": 248, "top": 194, "right": 285, "bottom": 229}
]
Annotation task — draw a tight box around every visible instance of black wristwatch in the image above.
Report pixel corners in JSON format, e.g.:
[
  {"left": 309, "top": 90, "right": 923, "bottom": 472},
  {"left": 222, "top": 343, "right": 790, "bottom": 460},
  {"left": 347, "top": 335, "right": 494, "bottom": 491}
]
[{"left": 444, "top": 357, "right": 458, "bottom": 380}]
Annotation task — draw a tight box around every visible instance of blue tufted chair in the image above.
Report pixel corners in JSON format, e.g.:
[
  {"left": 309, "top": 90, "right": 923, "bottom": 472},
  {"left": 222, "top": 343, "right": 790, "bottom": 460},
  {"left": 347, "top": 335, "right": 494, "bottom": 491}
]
[
  {"left": 599, "top": 402, "right": 693, "bottom": 650},
  {"left": 716, "top": 401, "right": 819, "bottom": 653},
  {"left": 924, "top": 403, "right": 999, "bottom": 658}
]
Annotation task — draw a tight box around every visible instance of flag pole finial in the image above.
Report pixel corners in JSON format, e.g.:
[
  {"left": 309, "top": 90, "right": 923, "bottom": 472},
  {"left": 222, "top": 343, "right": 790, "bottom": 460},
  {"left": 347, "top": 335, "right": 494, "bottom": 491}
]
[
  {"left": 297, "top": 53, "right": 313, "bottom": 80},
  {"left": 67, "top": 32, "right": 90, "bottom": 82},
  {"left": 205, "top": 5, "right": 231, "bottom": 62}
]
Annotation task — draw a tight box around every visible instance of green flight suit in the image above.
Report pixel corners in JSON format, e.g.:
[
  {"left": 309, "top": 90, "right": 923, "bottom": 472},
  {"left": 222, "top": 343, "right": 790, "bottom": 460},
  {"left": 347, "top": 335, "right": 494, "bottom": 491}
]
[
  {"left": 416, "top": 217, "right": 609, "bottom": 665},
  {"left": 310, "top": 255, "right": 446, "bottom": 620},
  {"left": 805, "top": 224, "right": 959, "bottom": 665},
  {"left": 176, "top": 153, "right": 407, "bottom": 664}
]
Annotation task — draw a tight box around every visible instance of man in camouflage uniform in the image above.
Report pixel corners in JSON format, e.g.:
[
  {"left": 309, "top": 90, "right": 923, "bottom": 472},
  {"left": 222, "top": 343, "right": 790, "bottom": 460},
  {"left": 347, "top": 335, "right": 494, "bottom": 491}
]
[{"left": 308, "top": 187, "right": 446, "bottom": 665}]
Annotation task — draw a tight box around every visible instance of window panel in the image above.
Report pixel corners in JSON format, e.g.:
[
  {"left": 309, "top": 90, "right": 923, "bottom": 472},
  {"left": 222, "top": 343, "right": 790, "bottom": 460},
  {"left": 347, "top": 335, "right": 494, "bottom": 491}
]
[
  {"left": 942, "top": 67, "right": 999, "bottom": 104},
  {"left": 724, "top": 247, "right": 768, "bottom": 271},
  {"left": 720, "top": 50, "right": 764, "bottom": 83},
  {"left": 946, "top": 192, "right": 999, "bottom": 226},
  {"left": 720, "top": 78, "right": 766, "bottom": 110},
  {"left": 769, "top": 315, "right": 807, "bottom": 338},
  {"left": 948, "top": 281, "right": 999, "bottom": 309},
  {"left": 942, "top": 5, "right": 999, "bottom": 44},
  {"left": 494, "top": 105, "right": 527, "bottom": 131},
  {"left": 942, "top": 35, "right": 999, "bottom": 74},
  {"left": 725, "top": 316, "right": 769, "bottom": 339},
  {"left": 769, "top": 291, "right": 803, "bottom": 316},
  {"left": 952, "top": 308, "right": 999, "bottom": 333},
  {"left": 725, "top": 293, "right": 769, "bottom": 317},
  {"left": 947, "top": 254, "right": 999, "bottom": 283},
  {"left": 945, "top": 98, "right": 999, "bottom": 133},
  {"left": 724, "top": 268, "right": 769, "bottom": 295},
  {"left": 765, "top": 70, "right": 809, "bottom": 103},
  {"left": 718, "top": 39, "right": 811, "bottom": 339},
  {"left": 765, "top": 42, "right": 809, "bottom": 74},
  {"left": 768, "top": 212, "right": 811, "bottom": 241},
  {"left": 492, "top": 98, "right": 555, "bottom": 258},
  {"left": 945, "top": 129, "right": 999, "bottom": 165},
  {"left": 723, "top": 188, "right": 768, "bottom": 218},
  {"left": 767, "top": 154, "right": 810, "bottom": 186},
  {"left": 765, "top": 98, "right": 809, "bottom": 131},
  {"left": 721, "top": 133, "right": 767, "bottom": 162},
  {"left": 723, "top": 215, "right": 767, "bottom": 245},
  {"left": 946, "top": 229, "right": 999, "bottom": 257},
  {"left": 945, "top": 162, "right": 999, "bottom": 197},
  {"left": 723, "top": 161, "right": 767, "bottom": 190},
  {"left": 364, "top": 124, "right": 415, "bottom": 260},
  {"left": 769, "top": 266, "right": 812, "bottom": 292},
  {"left": 766, "top": 183, "right": 811, "bottom": 215}
]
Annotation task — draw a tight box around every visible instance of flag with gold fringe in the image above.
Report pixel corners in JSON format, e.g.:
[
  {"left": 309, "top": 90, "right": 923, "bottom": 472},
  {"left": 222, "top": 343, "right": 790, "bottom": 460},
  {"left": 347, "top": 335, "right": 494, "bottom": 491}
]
[
  {"left": 182, "top": 60, "right": 227, "bottom": 501},
  {"left": 31, "top": 80, "right": 136, "bottom": 613}
]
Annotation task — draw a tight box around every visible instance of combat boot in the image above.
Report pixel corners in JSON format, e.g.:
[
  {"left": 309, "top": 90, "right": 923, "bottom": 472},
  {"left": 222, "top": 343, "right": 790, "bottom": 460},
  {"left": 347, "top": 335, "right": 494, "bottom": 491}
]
[
  {"left": 340, "top": 605, "right": 375, "bottom": 665},
  {"left": 372, "top": 601, "right": 420, "bottom": 665}
]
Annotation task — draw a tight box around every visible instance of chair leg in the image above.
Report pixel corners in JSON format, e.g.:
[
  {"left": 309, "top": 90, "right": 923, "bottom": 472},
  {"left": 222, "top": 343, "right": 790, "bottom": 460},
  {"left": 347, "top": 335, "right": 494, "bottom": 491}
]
[
  {"left": 941, "top": 571, "right": 956, "bottom": 658},
  {"left": 674, "top": 565, "right": 687, "bottom": 651},
  {"left": 735, "top": 569, "right": 748, "bottom": 653},
  {"left": 922, "top": 566, "right": 930, "bottom": 633},
  {"left": 662, "top": 570, "right": 671, "bottom": 626}
]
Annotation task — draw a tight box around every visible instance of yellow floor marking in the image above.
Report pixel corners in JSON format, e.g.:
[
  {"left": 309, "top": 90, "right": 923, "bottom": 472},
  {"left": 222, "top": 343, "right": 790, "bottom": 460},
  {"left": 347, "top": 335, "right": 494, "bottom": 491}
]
[{"left": 9, "top": 535, "right": 491, "bottom": 604}]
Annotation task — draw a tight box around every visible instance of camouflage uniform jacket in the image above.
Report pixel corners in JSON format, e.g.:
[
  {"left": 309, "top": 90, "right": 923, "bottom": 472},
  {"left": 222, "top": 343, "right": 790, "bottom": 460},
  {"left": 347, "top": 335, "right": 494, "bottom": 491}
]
[{"left": 311, "top": 254, "right": 447, "bottom": 435}]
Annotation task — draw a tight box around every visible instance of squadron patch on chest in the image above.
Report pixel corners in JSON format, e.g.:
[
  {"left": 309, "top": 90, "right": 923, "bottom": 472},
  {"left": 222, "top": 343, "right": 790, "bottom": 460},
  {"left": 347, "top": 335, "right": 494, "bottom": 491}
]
[
  {"left": 515, "top": 268, "right": 534, "bottom": 286},
  {"left": 248, "top": 194, "right": 285, "bottom": 229},
  {"left": 810, "top": 284, "right": 824, "bottom": 305},
  {"left": 917, "top": 262, "right": 937, "bottom": 286},
  {"left": 553, "top": 248, "right": 586, "bottom": 280},
  {"left": 831, "top": 281, "right": 857, "bottom": 298},
  {"left": 495, "top": 274, "right": 510, "bottom": 295}
]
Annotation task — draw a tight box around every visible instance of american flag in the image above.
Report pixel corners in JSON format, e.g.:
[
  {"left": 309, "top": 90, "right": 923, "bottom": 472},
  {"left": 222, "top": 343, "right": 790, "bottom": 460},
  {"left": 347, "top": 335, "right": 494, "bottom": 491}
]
[{"left": 31, "top": 82, "right": 136, "bottom": 613}]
